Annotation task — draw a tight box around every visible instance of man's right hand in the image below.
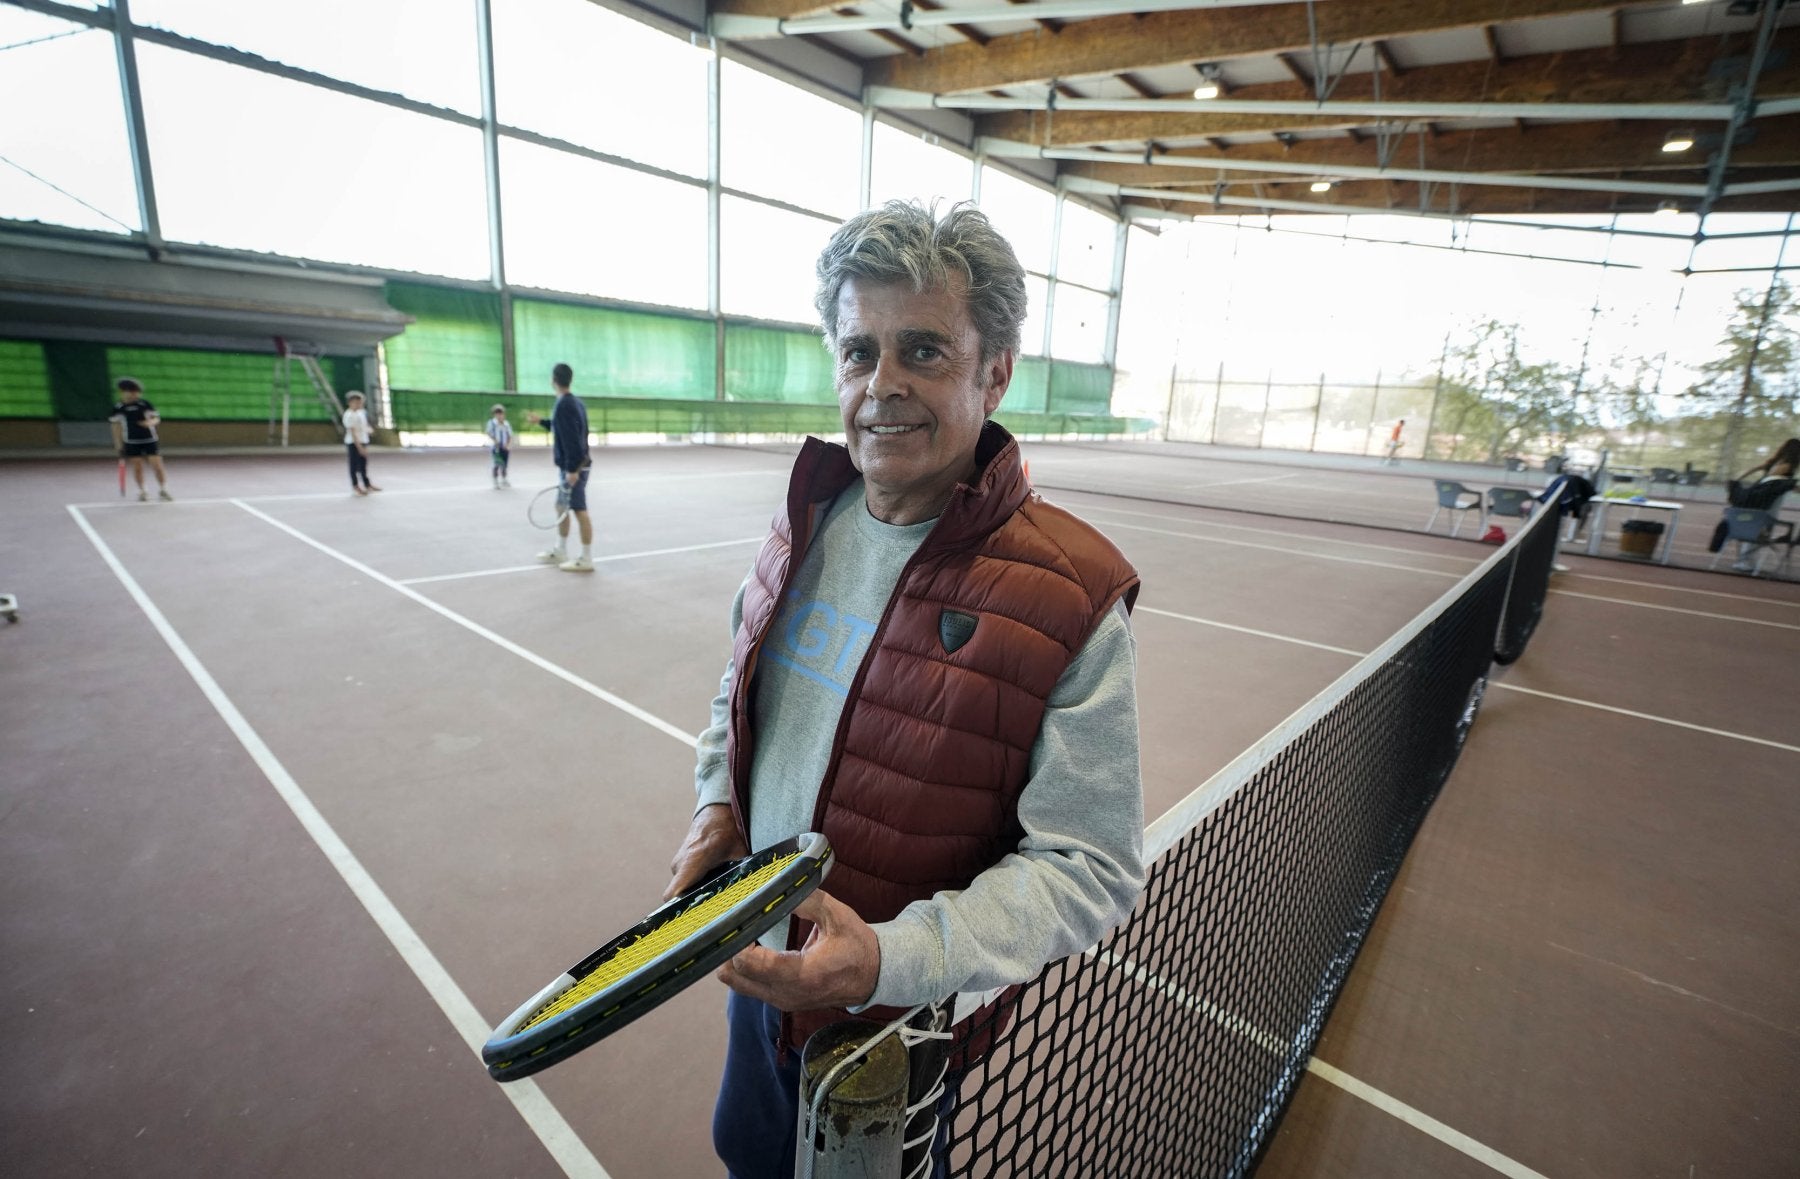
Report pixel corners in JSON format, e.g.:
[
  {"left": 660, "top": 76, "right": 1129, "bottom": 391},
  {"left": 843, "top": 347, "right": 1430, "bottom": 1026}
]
[{"left": 664, "top": 803, "right": 748, "bottom": 902}]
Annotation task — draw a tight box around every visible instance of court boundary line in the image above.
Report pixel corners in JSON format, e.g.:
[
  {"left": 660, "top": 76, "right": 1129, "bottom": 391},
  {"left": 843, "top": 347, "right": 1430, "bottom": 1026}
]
[
  {"left": 1093, "top": 517, "right": 1467, "bottom": 578},
  {"left": 231, "top": 499, "right": 699, "bottom": 748},
  {"left": 67, "top": 505, "right": 609, "bottom": 1179},
  {"left": 1305, "top": 1060, "right": 1553, "bottom": 1179},
  {"left": 1561, "top": 569, "right": 1800, "bottom": 609},
  {"left": 1144, "top": 602, "right": 1800, "bottom": 754},
  {"left": 1072, "top": 500, "right": 1485, "bottom": 564},
  {"left": 1548, "top": 589, "right": 1800, "bottom": 631},
  {"left": 398, "top": 536, "right": 765, "bottom": 586}
]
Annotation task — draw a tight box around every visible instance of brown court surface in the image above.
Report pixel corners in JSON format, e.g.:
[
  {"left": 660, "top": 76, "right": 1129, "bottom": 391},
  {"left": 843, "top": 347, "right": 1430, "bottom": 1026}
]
[{"left": 1, "top": 442, "right": 1795, "bottom": 1179}]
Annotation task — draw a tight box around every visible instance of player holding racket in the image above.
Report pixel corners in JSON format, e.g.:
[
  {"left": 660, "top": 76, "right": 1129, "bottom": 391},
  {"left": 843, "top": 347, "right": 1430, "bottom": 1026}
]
[
  {"left": 664, "top": 201, "right": 1146, "bottom": 1179},
  {"left": 526, "top": 363, "right": 593, "bottom": 572},
  {"left": 109, "top": 378, "right": 173, "bottom": 501}
]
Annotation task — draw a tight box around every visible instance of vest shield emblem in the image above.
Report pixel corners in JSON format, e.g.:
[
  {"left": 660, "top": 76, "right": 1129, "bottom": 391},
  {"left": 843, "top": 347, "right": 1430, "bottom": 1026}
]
[{"left": 939, "top": 609, "right": 978, "bottom": 654}]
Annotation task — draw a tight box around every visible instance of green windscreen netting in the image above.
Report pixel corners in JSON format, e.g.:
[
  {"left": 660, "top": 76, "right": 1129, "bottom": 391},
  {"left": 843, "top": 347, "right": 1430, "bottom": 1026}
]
[
  {"left": 384, "top": 282, "right": 505, "bottom": 392},
  {"left": 725, "top": 323, "right": 832, "bottom": 404},
  {"left": 0, "top": 340, "right": 53, "bottom": 418},
  {"left": 105, "top": 347, "right": 358, "bottom": 421},
  {"left": 513, "top": 298, "right": 713, "bottom": 399},
  {"left": 1000, "top": 359, "right": 1112, "bottom": 416}
]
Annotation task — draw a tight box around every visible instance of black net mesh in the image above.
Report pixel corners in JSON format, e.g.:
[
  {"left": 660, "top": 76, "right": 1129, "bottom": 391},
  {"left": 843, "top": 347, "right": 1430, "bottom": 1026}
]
[
  {"left": 935, "top": 508, "right": 1556, "bottom": 1178},
  {"left": 1494, "top": 505, "right": 1560, "bottom": 665}
]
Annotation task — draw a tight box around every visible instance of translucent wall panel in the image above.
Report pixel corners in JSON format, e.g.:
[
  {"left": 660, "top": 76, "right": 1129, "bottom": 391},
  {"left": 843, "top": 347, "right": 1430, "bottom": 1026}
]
[
  {"left": 493, "top": 0, "right": 707, "bottom": 179},
  {"left": 720, "top": 61, "right": 860, "bottom": 218},
  {"left": 501, "top": 138, "right": 707, "bottom": 310},
  {"left": 1112, "top": 225, "right": 1181, "bottom": 418},
  {"left": 131, "top": 0, "right": 480, "bottom": 114},
  {"left": 513, "top": 299, "right": 713, "bottom": 400},
  {"left": 0, "top": 9, "right": 137, "bottom": 233},
  {"left": 1022, "top": 275, "right": 1049, "bottom": 358},
  {"left": 869, "top": 122, "right": 972, "bottom": 210},
  {"left": 1057, "top": 199, "right": 1117, "bottom": 291},
  {"left": 978, "top": 165, "right": 1054, "bottom": 275},
  {"left": 1050, "top": 282, "right": 1110, "bottom": 364},
  {"left": 0, "top": 340, "right": 54, "bottom": 418},
  {"left": 721, "top": 196, "right": 837, "bottom": 325},
  {"left": 137, "top": 45, "right": 488, "bottom": 277},
  {"left": 383, "top": 283, "right": 505, "bottom": 391}
]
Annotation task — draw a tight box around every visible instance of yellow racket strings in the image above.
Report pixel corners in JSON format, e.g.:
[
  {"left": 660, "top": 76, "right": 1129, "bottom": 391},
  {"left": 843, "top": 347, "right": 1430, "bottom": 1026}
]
[{"left": 520, "top": 851, "right": 801, "bottom": 1031}]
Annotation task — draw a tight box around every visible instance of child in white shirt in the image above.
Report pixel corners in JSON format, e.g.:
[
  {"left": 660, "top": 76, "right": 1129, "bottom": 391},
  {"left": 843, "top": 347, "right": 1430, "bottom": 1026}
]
[
  {"left": 343, "top": 392, "right": 379, "bottom": 495},
  {"left": 485, "top": 404, "right": 513, "bottom": 488}
]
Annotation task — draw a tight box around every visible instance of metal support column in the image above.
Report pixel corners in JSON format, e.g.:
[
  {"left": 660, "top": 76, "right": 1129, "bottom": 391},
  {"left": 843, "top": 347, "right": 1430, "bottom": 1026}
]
[
  {"left": 707, "top": 41, "right": 725, "bottom": 400},
  {"left": 1101, "top": 216, "right": 1129, "bottom": 369},
  {"left": 473, "top": 0, "right": 513, "bottom": 391},
  {"left": 110, "top": 0, "right": 163, "bottom": 253}
]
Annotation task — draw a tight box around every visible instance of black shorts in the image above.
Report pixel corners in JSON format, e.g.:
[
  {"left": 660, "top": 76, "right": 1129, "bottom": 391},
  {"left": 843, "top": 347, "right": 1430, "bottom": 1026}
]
[{"left": 122, "top": 440, "right": 159, "bottom": 458}]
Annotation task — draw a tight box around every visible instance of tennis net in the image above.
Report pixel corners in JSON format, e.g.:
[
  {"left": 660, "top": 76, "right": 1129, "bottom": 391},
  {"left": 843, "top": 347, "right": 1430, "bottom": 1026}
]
[{"left": 932, "top": 499, "right": 1560, "bottom": 1177}]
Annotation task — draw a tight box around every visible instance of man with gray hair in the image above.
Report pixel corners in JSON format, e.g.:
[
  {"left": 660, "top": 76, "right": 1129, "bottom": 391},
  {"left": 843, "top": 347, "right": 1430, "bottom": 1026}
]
[{"left": 664, "top": 200, "right": 1145, "bottom": 1177}]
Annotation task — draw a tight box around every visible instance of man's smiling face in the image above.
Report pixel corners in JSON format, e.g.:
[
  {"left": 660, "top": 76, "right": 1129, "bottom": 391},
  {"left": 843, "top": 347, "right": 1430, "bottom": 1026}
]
[{"left": 833, "top": 276, "right": 1013, "bottom": 526}]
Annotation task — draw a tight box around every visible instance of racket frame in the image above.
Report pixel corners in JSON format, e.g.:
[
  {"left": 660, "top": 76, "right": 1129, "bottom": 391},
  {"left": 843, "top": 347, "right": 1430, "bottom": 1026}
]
[
  {"left": 527, "top": 483, "right": 573, "bottom": 529},
  {"left": 483, "top": 831, "right": 832, "bottom": 1081}
]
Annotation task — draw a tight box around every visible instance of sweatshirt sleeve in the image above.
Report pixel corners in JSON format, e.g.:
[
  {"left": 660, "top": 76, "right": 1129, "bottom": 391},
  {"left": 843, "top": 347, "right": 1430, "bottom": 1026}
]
[
  {"left": 859, "top": 600, "right": 1146, "bottom": 1009},
  {"left": 693, "top": 574, "right": 750, "bottom": 814}
]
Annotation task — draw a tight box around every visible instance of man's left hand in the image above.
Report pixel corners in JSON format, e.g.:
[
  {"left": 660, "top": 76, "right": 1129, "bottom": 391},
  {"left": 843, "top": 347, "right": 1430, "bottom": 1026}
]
[{"left": 716, "top": 890, "right": 879, "bottom": 1012}]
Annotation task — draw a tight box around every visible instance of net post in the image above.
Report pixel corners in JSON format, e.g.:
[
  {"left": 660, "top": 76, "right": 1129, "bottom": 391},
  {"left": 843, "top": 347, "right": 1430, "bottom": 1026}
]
[{"left": 796, "top": 1020, "right": 910, "bottom": 1179}]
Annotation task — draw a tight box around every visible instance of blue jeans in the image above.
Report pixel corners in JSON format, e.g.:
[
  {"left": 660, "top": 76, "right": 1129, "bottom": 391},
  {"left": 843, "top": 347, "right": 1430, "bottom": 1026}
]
[{"left": 712, "top": 993, "right": 957, "bottom": 1179}]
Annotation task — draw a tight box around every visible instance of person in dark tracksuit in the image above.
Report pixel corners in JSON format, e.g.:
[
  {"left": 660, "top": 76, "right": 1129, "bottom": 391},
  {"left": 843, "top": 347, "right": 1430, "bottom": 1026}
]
[{"left": 526, "top": 363, "right": 594, "bottom": 572}]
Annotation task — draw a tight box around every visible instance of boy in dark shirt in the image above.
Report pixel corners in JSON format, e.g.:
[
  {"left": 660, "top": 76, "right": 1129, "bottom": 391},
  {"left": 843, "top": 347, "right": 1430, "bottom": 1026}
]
[
  {"left": 525, "top": 363, "right": 594, "bottom": 572},
  {"left": 109, "top": 378, "right": 172, "bottom": 501}
]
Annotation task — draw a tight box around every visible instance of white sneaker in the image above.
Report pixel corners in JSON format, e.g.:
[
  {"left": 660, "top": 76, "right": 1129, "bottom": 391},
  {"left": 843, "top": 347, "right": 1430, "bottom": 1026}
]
[
  {"left": 1552, "top": 563, "right": 1571, "bottom": 574},
  {"left": 537, "top": 549, "right": 565, "bottom": 564},
  {"left": 1731, "top": 560, "right": 1755, "bottom": 573},
  {"left": 501, "top": 477, "right": 510, "bottom": 488},
  {"left": 137, "top": 491, "right": 147, "bottom": 502},
  {"left": 158, "top": 489, "right": 173, "bottom": 501},
  {"left": 559, "top": 555, "right": 594, "bottom": 573}
]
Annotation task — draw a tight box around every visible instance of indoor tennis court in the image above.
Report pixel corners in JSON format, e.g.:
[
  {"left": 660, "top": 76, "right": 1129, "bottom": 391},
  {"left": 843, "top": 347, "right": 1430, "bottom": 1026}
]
[
  {"left": 2, "top": 443, "right": 1794, "bottom": 1178},
  {"left": 7, "top": 1, "right": 1800, "bottom": 1176}
]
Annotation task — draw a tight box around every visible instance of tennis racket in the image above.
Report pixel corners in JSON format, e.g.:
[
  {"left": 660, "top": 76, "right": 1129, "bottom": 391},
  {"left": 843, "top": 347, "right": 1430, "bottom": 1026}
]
[
  {"left": 527, "top": 482, "right": 572, "bottom": 529},
  {"left": 483, "top": 832, "right": 833, "bottom": 1082}
]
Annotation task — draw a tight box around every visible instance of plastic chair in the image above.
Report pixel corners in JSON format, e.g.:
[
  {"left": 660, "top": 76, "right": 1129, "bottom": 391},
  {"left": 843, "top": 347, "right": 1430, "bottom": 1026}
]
[
  {"left": 1679, "top": 468, "right": 1708, "bottom": 489},
  {"left": 1427, "top": 480, "right": 1482, "bottom": 537},
  {"left": 1708, "top": 508, "right": 1796, "bottom": 575},
  {"left": 1649, "top": 467, "right": 1683, "bottom": 494},
  {"left": 1486, "top": 487, "right": 1536, "bottom": 522}
]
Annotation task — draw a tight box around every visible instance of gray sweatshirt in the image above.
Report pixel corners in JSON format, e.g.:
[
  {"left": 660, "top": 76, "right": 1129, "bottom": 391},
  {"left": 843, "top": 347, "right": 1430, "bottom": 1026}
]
[{"left": 693, "top": 483, "right": 1146, "bottom": 1013}]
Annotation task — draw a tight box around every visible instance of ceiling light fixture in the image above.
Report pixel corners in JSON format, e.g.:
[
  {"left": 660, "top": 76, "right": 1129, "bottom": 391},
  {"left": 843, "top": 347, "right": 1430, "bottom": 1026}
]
[
  {"left": 1655, "top": 200, "right": 1682, "bottom": 216},
  {"left": 1310, "top": 181, "right": 1333, "bottom": 193},
  {"left": 1193, "top": 63, "right": 1223, "bottom": 101},
  {"left": 1662, "top": 129, "right": 1696, "bottom": 153}
]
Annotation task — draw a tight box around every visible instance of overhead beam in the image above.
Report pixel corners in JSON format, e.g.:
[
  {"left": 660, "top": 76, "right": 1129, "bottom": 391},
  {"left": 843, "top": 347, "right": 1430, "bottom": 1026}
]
[
  {"left": 975, "top": 32, "right": 1800, "bottom": 146},
  {"left": 1105, "top": 179, "right": 1800, "bottom": 218},
  {"left": 1057, "top": 116, "right": 1800, "bottom": 185},
  {"left": 990, "top": 140, "right": 1713, "bottom": 197},
  {"left": 713, "top": 0, "right": 1323, "bottom": 39},
  {"left": 869, "top": 0, "right": 1643, "bottom": 94}
]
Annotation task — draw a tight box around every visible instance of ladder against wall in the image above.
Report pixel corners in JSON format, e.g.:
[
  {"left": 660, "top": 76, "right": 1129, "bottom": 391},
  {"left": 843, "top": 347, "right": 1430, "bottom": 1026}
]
[{"left": 268, "top": 336, "right": 346, "bottom": 446}]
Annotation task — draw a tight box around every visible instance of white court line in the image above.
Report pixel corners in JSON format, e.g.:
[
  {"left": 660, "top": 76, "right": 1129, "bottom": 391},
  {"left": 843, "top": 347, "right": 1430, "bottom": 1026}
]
[
  {"left": 231, "top": 499, "right": 698, "bottom": 749},
  {"left": 398, "top": 536, "right": 765, "bottom": 586},
  {"left": 1549, "top": 589, "right": 1800, "bottom": 632},
  {"left": 1181, "top": 473, "right": 1302, "bottom": 490},
  {"left": 1137, "top": 606, "right": 1365, "bottom": 657},
  {"left": 67, "top": 505, "right": 608, "bottom": 1179},
  {"left": 1060, "top": 498, "right": 1483, "bottom": 565},
  {"left": 1094, "top": 517, "right": 1465, "bottom": 578},
  {"left": 1148, "top": 604, "right": 1799, "bottom": 754},
  {"left": 1562, "top": 570, "right": 1800, "bottom": 609},
  {"left": 1305, "top": 1060, "right": 1553, "bottom": 1179},
  {"left": 1493, "top": 685, "right": 1800, "bottom": 754}
]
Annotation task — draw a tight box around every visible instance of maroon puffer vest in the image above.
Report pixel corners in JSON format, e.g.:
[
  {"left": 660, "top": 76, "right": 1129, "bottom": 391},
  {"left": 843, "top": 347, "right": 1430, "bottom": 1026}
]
[{"left": 726, "top": 421, "right": 1139, "bottom": 1054}]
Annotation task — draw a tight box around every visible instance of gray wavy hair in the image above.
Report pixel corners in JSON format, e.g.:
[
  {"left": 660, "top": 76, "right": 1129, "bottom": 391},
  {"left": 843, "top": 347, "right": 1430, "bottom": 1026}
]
[{"left": 814, "top": 200, "right": 1028, "bottom": 362}]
